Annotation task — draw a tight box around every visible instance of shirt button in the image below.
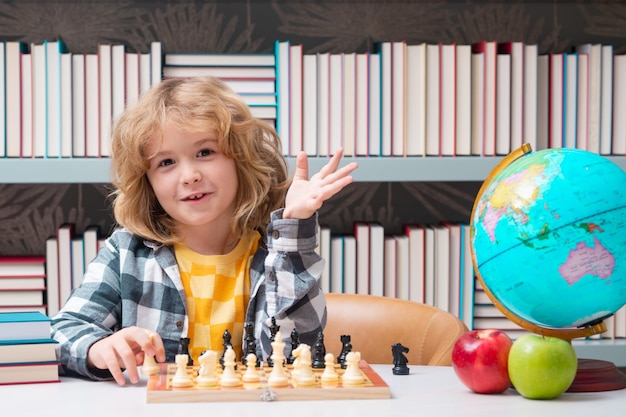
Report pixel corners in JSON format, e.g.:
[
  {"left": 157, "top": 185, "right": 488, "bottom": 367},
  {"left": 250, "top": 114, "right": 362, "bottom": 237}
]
[
  {"left": 176, "top": 320, "right": 184, "bottom": 329},
  {"left": 272, "top": 230, "right": 280, "bottom": 240}
]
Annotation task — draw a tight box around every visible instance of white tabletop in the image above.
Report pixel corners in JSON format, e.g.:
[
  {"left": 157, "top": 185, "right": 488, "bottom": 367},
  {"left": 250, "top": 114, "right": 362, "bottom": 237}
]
[{"left": 2, "top": 365, "right": 626, "bottom": 417}]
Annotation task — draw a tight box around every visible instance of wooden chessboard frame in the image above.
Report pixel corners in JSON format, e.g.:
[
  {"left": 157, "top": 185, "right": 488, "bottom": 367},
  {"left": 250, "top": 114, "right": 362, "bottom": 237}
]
[{"left": 146, "top": 360, "right": 391, "bottom": 403}]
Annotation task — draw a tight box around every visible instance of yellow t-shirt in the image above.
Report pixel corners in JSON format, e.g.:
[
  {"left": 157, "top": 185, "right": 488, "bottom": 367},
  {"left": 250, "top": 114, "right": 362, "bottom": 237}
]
[{"left": 174, "top": 229, "right": 260, "bottom": 362}]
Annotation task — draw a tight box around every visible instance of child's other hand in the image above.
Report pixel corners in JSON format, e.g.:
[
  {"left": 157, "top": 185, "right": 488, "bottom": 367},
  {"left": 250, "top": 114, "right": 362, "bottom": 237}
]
[
  {"left": 284, "top": 148, "right": 358, "bottom": 219},
  {"left": 86, "top": 326, "right": 166, "bottom": 386}
]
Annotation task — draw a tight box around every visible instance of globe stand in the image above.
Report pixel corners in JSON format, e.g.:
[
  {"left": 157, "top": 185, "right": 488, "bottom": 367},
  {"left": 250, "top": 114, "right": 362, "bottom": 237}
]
[{"left": 470, "top": 143, "right": 626, "bottom": 393}]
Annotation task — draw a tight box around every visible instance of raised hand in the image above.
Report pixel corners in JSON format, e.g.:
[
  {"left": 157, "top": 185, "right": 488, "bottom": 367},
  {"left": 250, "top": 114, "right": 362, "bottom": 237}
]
[{"left": 283, "top": 149, "right": 358, "bottom": 219}]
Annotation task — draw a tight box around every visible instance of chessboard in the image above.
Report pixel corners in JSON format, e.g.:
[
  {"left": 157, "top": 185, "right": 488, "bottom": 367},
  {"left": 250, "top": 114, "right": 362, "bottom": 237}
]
[{"left": 146, "top": 360, "right": 391, "bottom": 403}]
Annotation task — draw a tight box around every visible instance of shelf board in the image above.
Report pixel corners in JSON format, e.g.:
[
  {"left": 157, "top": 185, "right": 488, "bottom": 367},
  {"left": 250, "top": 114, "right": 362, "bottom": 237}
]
[{"left": 2, "top": 156, "right": 626, "bottom": 183}]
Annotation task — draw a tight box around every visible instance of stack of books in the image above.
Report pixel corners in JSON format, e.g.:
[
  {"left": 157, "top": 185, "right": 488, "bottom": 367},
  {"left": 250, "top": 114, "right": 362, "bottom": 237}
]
[
  {"left": 163, "top": 51, "right": 277, "bottom": 125},
  {"left": 0, "top": 256, "right": 47, "bottom": 314},
  {"left": 0, "top": 311, "right": 59, "bottom": 385}
]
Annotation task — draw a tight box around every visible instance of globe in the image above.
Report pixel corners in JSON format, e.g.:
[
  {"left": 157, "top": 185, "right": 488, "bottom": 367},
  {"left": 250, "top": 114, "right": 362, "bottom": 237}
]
[{"left": 470, "top": 144, "right": 626, "bottom": 337}]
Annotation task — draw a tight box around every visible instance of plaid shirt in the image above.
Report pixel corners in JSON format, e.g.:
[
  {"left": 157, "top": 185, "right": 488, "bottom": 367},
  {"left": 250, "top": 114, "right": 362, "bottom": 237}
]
[{"left": 51, "top": 209, "right": 326, "bottom": 380}]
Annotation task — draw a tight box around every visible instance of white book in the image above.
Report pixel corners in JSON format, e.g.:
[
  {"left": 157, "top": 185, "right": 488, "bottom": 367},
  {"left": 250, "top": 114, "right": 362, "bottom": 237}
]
[
  {"left": 276, "top": 40, "right": 290, "bottom": 155},
  {"left": 600, "top": 45, "right": 613, "bottom": 155},
  {"left": 289, "top": 44, "right": 303, "bottom": 156},
  {"left": 330, "top": 236, "right": 344, "bottom": 294},
  {"left": 57, "top": 224, "right": 74, "bottom": 307},
  {"left": 223, "top": 79, "right": 276, "bottom": 94},
  {"left": 0, "top": 43, "right": 4, "bottom": 157},
  {"left": 342, "top": 52, "right": 356, "bottom": 156},
  {"left": 536, "top": 54, "right": 549, "bottom": 150},
  {"left": 85, "top": 54, "right": 100, "bottom": 157},
  {"left": 111, "top": 44, "right": 126, "bottom": 125},
  {"left": 470, "top": 51, "right": 484, "bottom": 155},
  {"left": 455, "top": 44, "right": 471, "bottom": 156},
  {"left": 164, "top": 52, "right": 275, "bottom": 67},
  {"left": 329, "top": 53, "right": 343, "bottom": 155},
  {"left": 405, "top": 225, "right": 425, "bottom": 303},
  {"left": 150, "top": 41, "right": 162, "bottom": 86},
  {"left": 71, "top": 236, "right": 85, "bottom": 289},
  {"left": 83, "top": 225, "right": 101, "bottom": 266},
  {"left": 523, "top": 44, "right": 538, "bottom": 151},
  {"left": 139, "top": 52, "right": 151, "bottom": 96},
  {"left": 302, "top": 54, "right": 318, "bottom": 156},
  {"left": 368, "top": 223, "right": 385, "bottom": 297},
  {"left": 482, "top": 41, "right": 497, "bottom": 156},
  {"left": 319, "top": 226, "right": 331, "bottom": 294},
  {"left": 564, "top": 53, "right": 578, "bottom": 149},
  {"left": 354, "top": 222, "right": 370, "bottom": 295},
  {"left": 342, "top": 236, "right": 357, "bottom": 295},
  {"left": 5, "top": 41, "right": 25, "bottom": 157},
  {"left": 447, "top": 224, "right": 461, "bottom": 318},
  {"left": 125, "top": 52, "right": 140, "bottom": 109},
  {"left": 577, "top": 53, "right": 589, "bottom": 151},
  {"left": 612, "top": 54, "right": 626, "bottom": 155},
  {"left": 507, "top": 41, "right": 524, "bottom": 152},
  {"left": 495, "top": 53, "right": 511, "bottom": 155},
  {"left": 391, "top": 41, "right": 406, "bottom": 156},
  {"left": 424, "top": 226, "right": 436, "bottom": 306},
  {"left": 549, "top": 53, "right": 563, "bottom": 148},
  {"left": 21, "top": 53, "right": 33, "bottom": 157},
  {"left": 433, "top": 225, "right": 450, "bottom": 312},
  {"left": 98, "top": 44, "right": 112, "bottom": 157},
  {"left": 440, "top": 43, "right": 456, "bottom": 156},
  {"left": 614, "top": 305, "right": 626, "bottom": 339},
  {"left": 46, "top": 40, "right": 66, "bottom": 158},
  {"left": 406, "top": 43, "right": 426, "bottom": 156},
  {"left": 31, "top": 43, "right": 46, "bottom": 158},
  {"left": 576, "top": 43, "right": 601, "bottom": 153},
  {"left": 316, "top": 52, "right": 330, "bottom": 156},
  {"left": 368, "top": 52, "right": 381, "bottom": 156},
  {"left": 162, "top": 65, "right": 276, "bottom": 79},
  {"left": 354, "top": 52, "right": 369, "bottom": 156},
  {"left": 384, "top": 236, "right": 397, "bottom": 298},
  {"left": 45, "top": 237, "right": 60, "bottom": 316},
  {"left": 60, "top": 52, "right": 73, "bottom": 158},
  {"left": 394, "top": 235, "right": 410, "bottom": 301},
  {"left": 380, "top": 42, "right": 392, "bottom": 156},
  {"left": 425, "top": 44, "right": 440, "bottom": 156}
]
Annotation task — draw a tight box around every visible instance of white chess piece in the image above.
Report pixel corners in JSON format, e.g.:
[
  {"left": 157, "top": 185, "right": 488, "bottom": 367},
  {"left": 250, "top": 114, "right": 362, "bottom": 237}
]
[
  {"left": 171, "top": 354, "right": 193, "bottom": 388},
  {"left": 293, "top": 343, "right": 315, "bottom": 386},
  {"left": 197, "top": 350, "right": 219, "bottom": 387},
  {"left": 242, "top": 353, "right": 261, "bottom": 383},
  {"left": 220, "top": 346, "right": 242, "bottom": 387},
  {"left": 320, "top": 352, "right": 339, "bottom": 383},
  {"left": 341, "top": 351, "right": 365, "bottom": 385},
  {"left": 267, "top": 331, "right": 289, "bottom": 387},
  {"left": 141, "top": 331, "right": 160, "bottom": 375}
]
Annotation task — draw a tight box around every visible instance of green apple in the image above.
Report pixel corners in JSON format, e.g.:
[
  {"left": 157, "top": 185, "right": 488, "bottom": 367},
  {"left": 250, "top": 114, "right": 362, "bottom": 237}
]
[{"left": 508, "top": 334, "right": 578, "bottom": 400}]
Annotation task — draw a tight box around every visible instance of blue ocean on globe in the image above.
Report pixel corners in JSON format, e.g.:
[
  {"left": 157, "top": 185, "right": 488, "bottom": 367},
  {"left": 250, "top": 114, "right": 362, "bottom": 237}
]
[{"left": 471, "top": 148, "right": 626, "bottom": 329}]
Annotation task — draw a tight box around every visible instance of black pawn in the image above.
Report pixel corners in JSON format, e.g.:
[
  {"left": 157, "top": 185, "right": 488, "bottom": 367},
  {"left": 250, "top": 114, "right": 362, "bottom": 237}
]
[
  {"left": 179, "top": 337, "right": 193, "bottom": 366},
  {"left": 337, "top": 334, "right": 352, "bottom": 369},
  {"left": 220, "top": 329, "right": 233, "bottom": 369},
  {"left": 312, "top": 331, "right": 326, "bottom": 369},
  {"left": 287, "top": 328, "right": 300, "bottom": 365},
  {"left": 267, "top": 317, "right": 280, "bottom": 367}
]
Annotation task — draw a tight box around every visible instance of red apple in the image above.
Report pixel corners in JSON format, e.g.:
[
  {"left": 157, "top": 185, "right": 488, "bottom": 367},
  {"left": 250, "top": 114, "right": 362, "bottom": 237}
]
[{"left": 451, "top": 329, "right": 513, "bottom": 394}]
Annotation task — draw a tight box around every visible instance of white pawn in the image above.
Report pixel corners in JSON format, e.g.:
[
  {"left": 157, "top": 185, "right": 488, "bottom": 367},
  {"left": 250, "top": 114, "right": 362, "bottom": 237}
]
[
  {"left": 220, "top": 346, "right": 242, "bottom": 387},
  {"left": 293, "top": 343, "right": 315, "bottom": 386},
  {"left": 342, "top": 351, "right": 365, "bottom": 385},
  {"left": 320, "top": 353, "right": 339, "bottom": 383},
  {"left": 267, "top": 331, "right": 289, "bottom": 387},
  {"left": 171, "top": 354, "right": 193, "bottom": 388},
  {"left": 197, "top": 350, "right": 219, "bottom": 387},
  {"left": 242, "top": 353, "right": 261, "bottom": 383}
]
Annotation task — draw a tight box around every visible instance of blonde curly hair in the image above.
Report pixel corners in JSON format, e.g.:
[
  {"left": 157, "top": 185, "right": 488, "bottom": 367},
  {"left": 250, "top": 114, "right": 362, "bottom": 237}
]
[{"left": 110, "top": 76, "right": 290, "bottom": 244}]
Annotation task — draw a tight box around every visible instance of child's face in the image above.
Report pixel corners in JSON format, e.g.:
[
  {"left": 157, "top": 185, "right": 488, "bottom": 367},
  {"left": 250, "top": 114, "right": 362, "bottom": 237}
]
[{"left": 145, "top": 121, "right": 238, "bottom": 239}]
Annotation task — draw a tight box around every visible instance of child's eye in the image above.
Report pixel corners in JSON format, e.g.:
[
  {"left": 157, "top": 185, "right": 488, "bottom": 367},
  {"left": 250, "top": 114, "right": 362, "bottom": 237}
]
[
  {"left": 158, "top": 158, "right": 175, "bottom": 167},
  {"left": 198, "top": 149, "right": 214, "bottom": 157}
]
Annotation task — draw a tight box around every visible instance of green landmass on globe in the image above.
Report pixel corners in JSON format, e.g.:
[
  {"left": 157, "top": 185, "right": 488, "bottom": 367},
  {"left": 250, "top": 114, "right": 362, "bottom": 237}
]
[{"left": 471, "top": 147, "right": 626, "bottom": 330}]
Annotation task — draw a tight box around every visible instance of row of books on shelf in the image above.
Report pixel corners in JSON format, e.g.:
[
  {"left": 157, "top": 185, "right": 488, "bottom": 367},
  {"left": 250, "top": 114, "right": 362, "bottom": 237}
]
[
  {"left": 2, "top": 38, "right": 626, "bottom": 160},
  {"left": 0, "top": 311, "right": 59, "bottom": 385}
]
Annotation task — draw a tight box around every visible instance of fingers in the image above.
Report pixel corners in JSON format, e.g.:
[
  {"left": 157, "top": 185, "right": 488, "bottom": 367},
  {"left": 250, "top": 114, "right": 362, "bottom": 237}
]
[{"left": 293, "top": 151, "right": 310, "bottom": 181}]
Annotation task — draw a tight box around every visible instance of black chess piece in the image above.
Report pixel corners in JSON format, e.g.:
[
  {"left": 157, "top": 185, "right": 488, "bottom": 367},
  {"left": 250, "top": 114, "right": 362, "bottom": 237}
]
[
  {"left": 287, "top": 328, "right": 300, "bottom": 364},
  {"left": 178, "top": 337, "right": 193, "bottom": 366},
  {"left": 220, "top": 329, "right": 233, "bottom": 369},
  {"left": 312, "top": 331, "right": 326, "bottom": 369},
  {"left": 242, "top": 322, "right": 260, "bottom": 367},
  {"left": 267, "top": 316, "right": 280, "bottom": 367},
  {"left": 337, "top": 334, "right": 352, "bottom": 369},
  {"left": 391, "top": 342, "right": 410, "bottom": 375}
]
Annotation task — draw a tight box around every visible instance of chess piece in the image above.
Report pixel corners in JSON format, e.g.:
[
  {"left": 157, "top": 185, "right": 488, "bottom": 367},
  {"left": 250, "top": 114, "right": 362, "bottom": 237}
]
[
  {"left": 267, "top": 317, "right": 280, "bottom": 367},
  {"left": 342, "top": 351, "right": 365, "bottom": 385},
  {"left": 178, "top": 337, "right": 193, "bottom": 366},
  {"left": 312, "top": 331, "right": 326, "bottom": 369},
  {"left": 220, "top": 329, "right": 233, "bottom": 369},
  {"left": 267, "top": 331, "right": 289, "bottom": 387},
  {"left": 338, "top": 334, "right": 352, "bottom": 369},
  {"left": 171, "top": 354, "right": 193, "bottom": 388},
  {"left": 242, "top": 353, "right": 261, "bottom": 383},
  {"left": 141, "top": 331, "right": 160, "bottom": 375},
  {"left": 197, "top": 350, "right": 219, "bottom": 387},
  {"left": 287, "top": 328, "right": 300, "bottom": 364},
  {"left": 220, "top": 346, "right": 242, "bottom": 387},
  {"left": 293, "top": 343, "right": 315, "bottom": 386},
  {"left": 242, "top": 322, "right": 258, "bottom": 367},
  {"left": 320, "top": 353, "right": 339, "bottom": 383},
  {"left": 392, "top": 342, "right": 410, "bottom": 375}
]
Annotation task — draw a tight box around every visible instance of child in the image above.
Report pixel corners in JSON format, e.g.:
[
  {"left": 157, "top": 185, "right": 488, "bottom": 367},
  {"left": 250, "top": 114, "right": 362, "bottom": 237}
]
[{"left": 51, "top": 76, "right": 357, "bottom": 386}]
